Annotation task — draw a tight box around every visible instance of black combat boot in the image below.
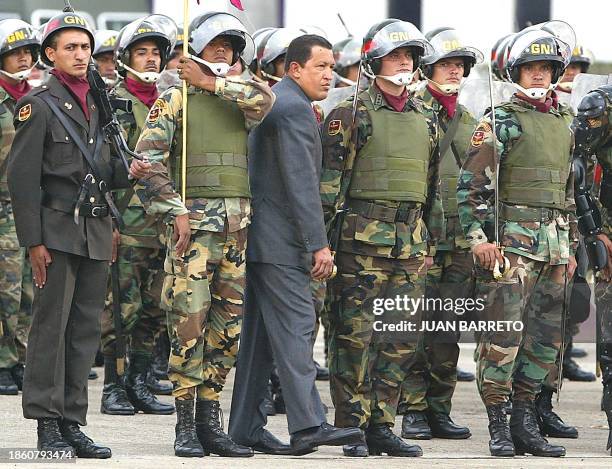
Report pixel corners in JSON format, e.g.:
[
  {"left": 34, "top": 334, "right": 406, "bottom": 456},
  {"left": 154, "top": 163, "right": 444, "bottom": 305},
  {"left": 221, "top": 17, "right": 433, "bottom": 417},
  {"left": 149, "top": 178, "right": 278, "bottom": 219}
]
[
  {"left": 0, "top": 368, "right": 18, "bottom": 395},
  {"left": 174, "top": 399, "right": 204, "bottom": 457},
  {"left": 146, "top": 368, "right": 172, "bottom": 395},
  {"left": 37, "top": 418, "right": 74, "bottom": 455},
  {"left": 342, "top": 443, "right": 369, "bottom": 457},
  {"left": 11, "top": 363, "right": 24, "bottom": 391},
  {"left": 603, "top": 377, "right": 612, "bottom": 454},
  {"left": 510, "top": 400, "right": 565, "bottom": 457},
  {"left": 366, "top": 424, "right": 422, "bottom": 457},
  {"left": 485, "top": 403, "right": 515, "bottom": 457},
  {"left": 151, "top": 334, "right": 170, "bottom": 380},
  {"left": 264, "top": 381, "right": 276, "bottom": 416},
  {"left": 88, "top": 368, "right": 98, "bottom": 380},
  {"left": 315, "top": 361, "right": 330, "bottom": 381},
  {"left": 427, "top": 411, "right": 471, "bottom": 439},
  {"left": 270, "top": 367, "right": 286, "bottom": 414},
  {"left": 100, "top": 358, "right": 135, "bottom": 415},
  {"left": 563, "top": 357, "right": 596, "bottom": 381},
  {"left": 125, "top": 355, "right": 174, "bottom": 414},
  {"left": 195, "top": 399, "right": 253, "bottom": 457},
  {"left": 535, "top": 389, "right": 578, "bottom": 438},
  {"left": 59, "top": 420, "right": 111, "bottom": 459},
  {"left": 400, "top": 411, "right": 432, "bottom": 439}
]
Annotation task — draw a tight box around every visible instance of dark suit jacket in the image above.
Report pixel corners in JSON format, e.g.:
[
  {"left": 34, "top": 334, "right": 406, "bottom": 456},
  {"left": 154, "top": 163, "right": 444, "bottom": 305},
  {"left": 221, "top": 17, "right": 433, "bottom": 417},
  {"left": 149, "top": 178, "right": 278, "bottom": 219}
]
[
  {"left": 7, "top": 75, "right": 128, "bottom": 261},
  {"left": 246, "top": 77, "right": 327, "bottom": 267}
]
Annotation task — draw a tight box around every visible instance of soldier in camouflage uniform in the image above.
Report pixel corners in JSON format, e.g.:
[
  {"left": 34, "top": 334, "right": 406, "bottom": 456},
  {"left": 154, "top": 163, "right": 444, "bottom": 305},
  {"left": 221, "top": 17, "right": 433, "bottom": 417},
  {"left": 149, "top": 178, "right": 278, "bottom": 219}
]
[
  {"left": 0, "top": 19, "right": 39, "bottom": 395},
  {"left": 132, "top": 12, "right": 273, "bottom": 458},
  {"left": 99, "top": 15, "right": 176, "bottom": 417},
  {"left": 321, "top": 19, "right": 441, "bottom": 457},
  {"left": 457, "top": 27, "right": 578, "bottom": 457},
  {"left": 397, "top": 27, "right": 481, "bottom": 441}
]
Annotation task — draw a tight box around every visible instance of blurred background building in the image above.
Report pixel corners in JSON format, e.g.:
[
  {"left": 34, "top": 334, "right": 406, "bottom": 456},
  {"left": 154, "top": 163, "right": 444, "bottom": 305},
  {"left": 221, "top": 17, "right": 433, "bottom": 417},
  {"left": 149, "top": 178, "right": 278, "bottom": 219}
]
[{"left": 0, "top": 0, "right": 609, "bottom": 70}]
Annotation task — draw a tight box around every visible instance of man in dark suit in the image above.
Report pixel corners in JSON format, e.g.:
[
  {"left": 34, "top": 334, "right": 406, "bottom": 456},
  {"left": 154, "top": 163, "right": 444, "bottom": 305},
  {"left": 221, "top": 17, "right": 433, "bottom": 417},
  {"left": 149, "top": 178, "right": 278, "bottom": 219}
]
[
  {"left": 228, "top": 34, "right": 363, "bottom": 456},
  {"left": 7, "top": 12, "right": 128, "bottom": 459}
]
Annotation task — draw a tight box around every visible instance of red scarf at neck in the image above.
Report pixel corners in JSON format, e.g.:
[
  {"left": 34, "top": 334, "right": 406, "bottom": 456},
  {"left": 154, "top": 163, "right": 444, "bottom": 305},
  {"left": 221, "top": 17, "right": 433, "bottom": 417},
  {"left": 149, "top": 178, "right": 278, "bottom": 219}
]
[
  {"left": 379, "top": 86, "right": 409, "bottom": 112},
  {"left": 516, "top": 91, "right": 559, "bottom": 114},
  {"left": 427, "top": 84, "right": 458, "bottom": 118},
  {"left": 50, "top": 69, "right": 90, "bottom": 120},
  {"left": 125, "top": 77, "right": 159, "bottom": 109},
  {"left": 0, "top": 76, "right": 32, "bottom": 102}
]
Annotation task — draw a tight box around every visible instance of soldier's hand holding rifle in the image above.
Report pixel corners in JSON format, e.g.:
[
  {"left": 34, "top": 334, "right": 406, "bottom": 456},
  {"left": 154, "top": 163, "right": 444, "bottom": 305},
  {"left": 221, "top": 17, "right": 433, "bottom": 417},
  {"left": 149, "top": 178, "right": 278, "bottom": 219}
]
[{"left": 473, "top": 242, "right": 505, "bottom": 271}]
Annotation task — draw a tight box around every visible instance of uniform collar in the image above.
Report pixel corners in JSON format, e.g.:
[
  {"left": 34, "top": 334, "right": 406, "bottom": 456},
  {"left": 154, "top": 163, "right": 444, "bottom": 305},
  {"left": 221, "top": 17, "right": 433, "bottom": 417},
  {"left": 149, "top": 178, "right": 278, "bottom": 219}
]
[
  {"left": 366, "top": 81, "right": 421, "bottom": 112},
  {"left": 509, "top": 93, "right": 563, "bottom": 116}
]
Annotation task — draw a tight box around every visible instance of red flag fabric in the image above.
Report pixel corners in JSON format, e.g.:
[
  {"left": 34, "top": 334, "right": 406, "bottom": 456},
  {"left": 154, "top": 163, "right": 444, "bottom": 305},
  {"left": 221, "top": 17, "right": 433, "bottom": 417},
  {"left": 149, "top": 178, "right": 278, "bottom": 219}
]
[{"left": 196, "top": 0, "right": 244, "bottom": 10}]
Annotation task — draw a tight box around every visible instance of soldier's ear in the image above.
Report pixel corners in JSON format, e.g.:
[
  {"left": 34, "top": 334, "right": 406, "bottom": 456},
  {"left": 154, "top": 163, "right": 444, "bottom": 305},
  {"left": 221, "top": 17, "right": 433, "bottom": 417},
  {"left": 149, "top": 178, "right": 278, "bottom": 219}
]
[{"left": 46, "top": 46, "right": 56, "bottom": 64}]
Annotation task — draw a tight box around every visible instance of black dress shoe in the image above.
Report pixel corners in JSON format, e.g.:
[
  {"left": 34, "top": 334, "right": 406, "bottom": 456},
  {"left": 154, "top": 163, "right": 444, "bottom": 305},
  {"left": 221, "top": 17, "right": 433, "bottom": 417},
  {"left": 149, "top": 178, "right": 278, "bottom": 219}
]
[
  {"left": 563, "top": 358, "right": 596, "bottom": 382},
  {"left": 427, "top": 412, "right": 471, "bottom": 439},
  {"left": 456, "top": 367, "right": 475, "bottom": 382},
  {"left": 366, "top": 424, "right": 423, "bottom": 457},
  {"left": 251, "top": 429, "right": 294, "bottom": 455},
  {"left": 315, "top": 361, "right": 330, "bottom": 381},
  {"left": 290, "top": 423, "right": 363, "bottom": 456},
  {"left": 60, "top": 421, "right": 112, "bottom": 459},
  {"left": 401, "top": 411, "right": 432, "bottom": 439},
  {"left": 0, "top": 368, "right": 18, "bottom": 395},
  {"left": 343, "top": 443, "right": 368, "bottom": 457},
  {"left": 11, "top": 363, "right": 24, "bottom": 391}
]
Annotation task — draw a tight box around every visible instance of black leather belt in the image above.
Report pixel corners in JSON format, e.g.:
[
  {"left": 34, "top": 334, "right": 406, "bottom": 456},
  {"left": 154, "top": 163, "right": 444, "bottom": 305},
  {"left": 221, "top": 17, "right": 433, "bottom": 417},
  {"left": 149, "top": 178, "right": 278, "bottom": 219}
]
[
  {"left": 347, "top": 199, "right": 422, "bottom": 224},
  {"left": 41, "top": 192, "right": 109, "bottom": 218}
]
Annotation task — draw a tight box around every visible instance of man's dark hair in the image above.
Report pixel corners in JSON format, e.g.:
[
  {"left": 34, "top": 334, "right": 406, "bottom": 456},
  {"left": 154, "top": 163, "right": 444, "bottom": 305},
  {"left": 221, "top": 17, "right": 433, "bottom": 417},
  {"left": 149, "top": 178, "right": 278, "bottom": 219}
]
[{"left": 284, "top": 34, "right": 332, "bottom": 72}]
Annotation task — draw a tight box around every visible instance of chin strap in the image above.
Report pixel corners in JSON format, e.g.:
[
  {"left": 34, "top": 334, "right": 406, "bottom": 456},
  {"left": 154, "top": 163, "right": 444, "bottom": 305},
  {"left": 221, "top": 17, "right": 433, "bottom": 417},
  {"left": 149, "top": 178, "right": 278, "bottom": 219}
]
[
  {"left": 186, "top": 54, "right": 231, "bottom": 77},
  {"left": 511, "top": 82, "right": 554, "bottom": 99},
  {"left": 118, "top": 60, "right": 160, "bottom": 83},
  {"left": 426, "top": 78, "right": 461, "bottom": 95},
  {"left": 557, "top": 81, "right": 573, "bottom": 92},
  {"left": 377, "top": 71, "right": 416, "bottom": 87},
  {"left": 261, "top": 70, "right": 281, "bottom": 83},
  {"left": 333, "top": 72, "right": 356, "bottom": 87},
  {"left": 0, "top": 67, "right": 33, "bottom": 82}
]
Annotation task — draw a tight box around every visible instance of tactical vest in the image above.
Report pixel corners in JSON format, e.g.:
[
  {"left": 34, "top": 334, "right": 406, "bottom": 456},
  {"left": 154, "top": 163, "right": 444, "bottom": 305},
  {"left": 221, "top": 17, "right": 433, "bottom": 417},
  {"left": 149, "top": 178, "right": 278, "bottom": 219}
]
[
  {"left": 349, "top": 92, "right": 430, "bottom": 202},
  {"left": 0, "top": 91, "right": 16, "bottom": 201},
  {"left": 438, "top": 107, "right": 476, "bottom": 216},
  {"left": 498, "top": 103, "right": 572, "bottom": 209},
  {"left": 172, "top": 92, "right": 250, "bottom": 199}
]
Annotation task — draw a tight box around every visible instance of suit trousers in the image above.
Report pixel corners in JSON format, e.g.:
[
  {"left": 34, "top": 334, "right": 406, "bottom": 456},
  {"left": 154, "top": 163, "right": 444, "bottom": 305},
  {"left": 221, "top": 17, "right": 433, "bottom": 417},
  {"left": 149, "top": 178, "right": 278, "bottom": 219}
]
[
  {"left": 22, "top": 249, "right": 108, "bottom": 425},
  {"left": 228, "top": 261, "right": 326, "bottom": 444}
]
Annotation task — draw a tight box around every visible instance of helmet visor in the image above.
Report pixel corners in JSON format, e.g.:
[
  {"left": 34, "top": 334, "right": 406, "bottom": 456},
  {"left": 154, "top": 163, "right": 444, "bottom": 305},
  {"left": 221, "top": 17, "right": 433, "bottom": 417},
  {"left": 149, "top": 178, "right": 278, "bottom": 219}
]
[
  {"left": 507, "top": 30, "right": 571, "bottom": 69},
  {"left": 336, "top": 38, "right": 361, "bottom": 67},
  {"left": 118, "top": 15, "right": 177, "bottom": 53},
  {"left": 365, "top": 21, "right": 433, "bottom": 60},
  {"left": 190, "top": 13, "right": 254, "bottom": 64},
  {"left": 0, "top": 19, "right": 39, "bottom": 55}
]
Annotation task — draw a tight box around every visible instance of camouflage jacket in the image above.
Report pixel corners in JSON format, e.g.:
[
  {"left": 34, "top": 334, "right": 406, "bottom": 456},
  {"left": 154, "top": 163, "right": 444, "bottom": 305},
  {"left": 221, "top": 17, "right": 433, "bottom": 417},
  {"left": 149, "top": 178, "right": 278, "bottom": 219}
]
[
  {"left": 321, "top": 81, "right": 443, "bottom": 259},
  {"left": 112, "top": 80, "right": 165, "bottom": 248},
  {"left": 0, "top": 87, "right": 16, "bottom": 202},
  {"left": 417, "top": 85, "right": 477, "bottom": 252},
  {"left": 458, "top": 94, "right": 578, "bottom": 264},
  {"left": 135, "top": 76, "right": 274, "bottom": 233}
]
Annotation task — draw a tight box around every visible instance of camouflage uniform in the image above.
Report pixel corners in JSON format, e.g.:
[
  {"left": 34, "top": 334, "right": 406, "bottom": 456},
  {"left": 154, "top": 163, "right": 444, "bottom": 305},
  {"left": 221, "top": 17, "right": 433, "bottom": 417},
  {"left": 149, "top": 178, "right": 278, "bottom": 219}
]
[
  {"left": 0, "top": 86, "right": 30, "bottom": 371},
  {"left": 100, "top": 80, "right": 166, "bottom": 361},
  {"left": 457, "top": 94, "right": 578, "bottom": 405},
  {"left": 135, "top": 76, "right": 273, "bottom": 400},
  {"left": 398, "top": 85, "right": 477, "bottom": 416},
  {"left": 321, "top": 82, "right": 442, "bottom": 429}
]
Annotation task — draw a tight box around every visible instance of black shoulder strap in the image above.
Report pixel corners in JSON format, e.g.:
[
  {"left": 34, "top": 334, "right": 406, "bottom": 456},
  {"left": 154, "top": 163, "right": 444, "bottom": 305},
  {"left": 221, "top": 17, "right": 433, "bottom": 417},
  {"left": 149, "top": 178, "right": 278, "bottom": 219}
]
[
  {"left": 438, "top": 106, "right": 464, "bottom": 169},
  {"left": 39, "top": 94, "right": 122, "bottom": 224}
]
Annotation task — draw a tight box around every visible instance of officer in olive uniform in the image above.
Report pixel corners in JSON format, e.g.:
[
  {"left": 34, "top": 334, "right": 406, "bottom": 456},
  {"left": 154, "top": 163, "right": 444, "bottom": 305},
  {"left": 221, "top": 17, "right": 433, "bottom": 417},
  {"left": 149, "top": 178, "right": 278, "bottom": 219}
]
[
  {"left": 7, "top": 12, "right": 128, "bottom": 458},
  {"left": 99, "top": 15, "right": 177, "bottom": 417},
  {"left": 0, "top": 19, "right": 38, "bottom": 395}
]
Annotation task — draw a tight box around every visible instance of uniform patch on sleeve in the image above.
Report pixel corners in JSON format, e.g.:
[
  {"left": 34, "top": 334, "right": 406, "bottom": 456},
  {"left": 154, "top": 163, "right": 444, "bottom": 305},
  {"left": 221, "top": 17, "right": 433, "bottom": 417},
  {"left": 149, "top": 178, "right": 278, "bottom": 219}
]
[
  {"left": 18, "top": 103, "right": 31, "bottom": 122},
  {"left": 328, "top": 119, "right": 341, "bottom": 136},
  {"left": 147, "top": 98, "right": 167, "bottom": 124},
  {"left": 470, "top": 122, "right": 491, "bottom": 147}
]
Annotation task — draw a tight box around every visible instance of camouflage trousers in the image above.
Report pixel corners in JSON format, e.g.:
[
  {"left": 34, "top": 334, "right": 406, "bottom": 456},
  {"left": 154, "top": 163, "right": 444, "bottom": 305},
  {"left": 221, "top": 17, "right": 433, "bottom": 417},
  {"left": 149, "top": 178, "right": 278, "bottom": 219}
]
[
  {"left": 163, "top": 226, "right": 246, "bottom": 401},
  {"left": 328, "top": 252, "right": 426, "bottom": 429},
  {"left": 398, "top": 249, "right": 474, "bottom": 415},
  {"left": 474, "top": 252, "right": 566, "bottom": 405},
  {"left": 311, "top": 279, "right": 329, "bottom": 359},
  {"left": 100, "top": 245, "right": 166, "bottom": 359},
  {"left": 0, "top": 200, "right": 32, "bottom": 369}
]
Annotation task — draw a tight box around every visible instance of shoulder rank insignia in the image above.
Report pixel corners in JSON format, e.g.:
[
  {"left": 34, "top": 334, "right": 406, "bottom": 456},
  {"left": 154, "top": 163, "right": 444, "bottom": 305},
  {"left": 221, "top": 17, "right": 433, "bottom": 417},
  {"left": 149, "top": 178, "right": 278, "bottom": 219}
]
[{"left": 18, "top": 104, "right": 31, "bottom": 122}]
